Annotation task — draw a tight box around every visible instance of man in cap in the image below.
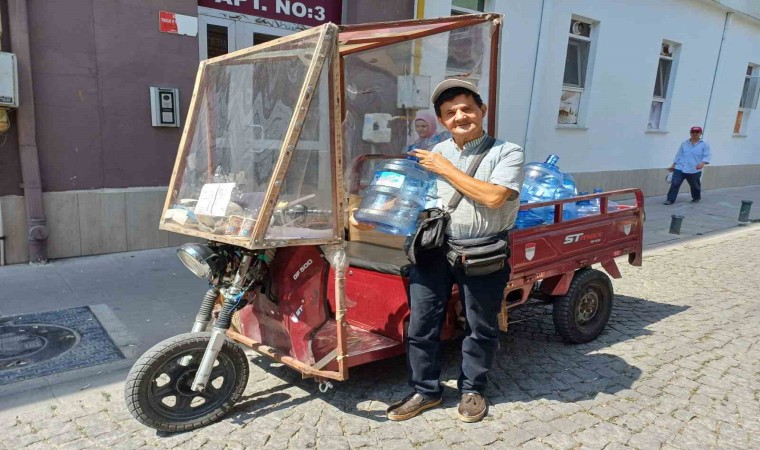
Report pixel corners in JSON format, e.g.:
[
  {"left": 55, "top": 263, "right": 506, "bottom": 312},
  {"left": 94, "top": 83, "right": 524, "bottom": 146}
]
[
  {"left": 664, "top": 126, "right": 712, "bottom": 205},
  {"left": 384, "top": 78, "right": 524, "bottom": 422}
]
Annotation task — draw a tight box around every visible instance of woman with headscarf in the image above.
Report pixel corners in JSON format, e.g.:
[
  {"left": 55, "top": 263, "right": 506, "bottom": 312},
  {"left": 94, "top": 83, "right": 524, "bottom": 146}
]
[{"left": 407, "top": 111, "right": 450, "bottom": 151}]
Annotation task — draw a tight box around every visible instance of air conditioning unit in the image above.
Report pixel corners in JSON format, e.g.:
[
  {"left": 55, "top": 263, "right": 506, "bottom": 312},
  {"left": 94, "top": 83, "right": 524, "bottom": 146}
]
[{"left": 0, "top": 52, "right": 19, "bottom": 108}]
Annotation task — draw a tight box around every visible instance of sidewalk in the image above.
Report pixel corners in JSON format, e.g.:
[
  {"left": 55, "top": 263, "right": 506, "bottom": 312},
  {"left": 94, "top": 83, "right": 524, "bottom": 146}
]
[{"left": 0, "top": 184, "right": 758, "bottom": 413}]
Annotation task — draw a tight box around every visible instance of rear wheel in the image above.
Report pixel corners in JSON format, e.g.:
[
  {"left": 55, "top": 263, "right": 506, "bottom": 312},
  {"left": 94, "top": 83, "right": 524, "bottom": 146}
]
[
  {"left": 552, "top": 269, "right": 613, "bottom": 344},
  {"left": 124, "top": 332, "right": 249, "bottom": 432}
]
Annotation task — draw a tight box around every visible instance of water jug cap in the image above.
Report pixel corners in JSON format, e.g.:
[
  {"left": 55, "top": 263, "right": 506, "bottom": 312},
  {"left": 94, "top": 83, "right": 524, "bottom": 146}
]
[
  {"left": 544, "top": 154, "right": 560, "bottom": 165},
  {"left": 593, "top": 187, "right": 603, "bottom": 192}
]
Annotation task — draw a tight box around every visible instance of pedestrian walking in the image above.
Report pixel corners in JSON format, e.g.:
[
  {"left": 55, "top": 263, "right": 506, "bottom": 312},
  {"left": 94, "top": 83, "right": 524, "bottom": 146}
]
[{"left": 664, "top": 126, "right": 712, "bottom": 205}]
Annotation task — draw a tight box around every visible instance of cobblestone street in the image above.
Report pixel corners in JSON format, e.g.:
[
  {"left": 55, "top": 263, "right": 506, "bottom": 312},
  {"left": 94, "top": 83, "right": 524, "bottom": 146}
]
[{"left": 1, "top": 227, "right": 759, "bottom": 450}]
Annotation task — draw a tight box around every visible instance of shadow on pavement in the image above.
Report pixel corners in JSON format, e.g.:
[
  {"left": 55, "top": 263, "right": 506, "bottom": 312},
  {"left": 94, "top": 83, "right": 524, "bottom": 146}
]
[{"left": 213, "top": 293, "right": 689, "bottom": 426}]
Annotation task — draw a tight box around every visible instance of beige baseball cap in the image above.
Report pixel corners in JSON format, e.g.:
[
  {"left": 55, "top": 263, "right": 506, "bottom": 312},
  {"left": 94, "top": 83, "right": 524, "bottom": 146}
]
[{"left": 430, "top": 78, "right": 480, "bottom": 103}]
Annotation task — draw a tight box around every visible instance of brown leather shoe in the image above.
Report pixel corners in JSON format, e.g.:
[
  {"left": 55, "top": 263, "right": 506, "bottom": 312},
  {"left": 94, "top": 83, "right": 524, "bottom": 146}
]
[
  {"left": 386, "top": 392, "right": 442, "bottom": 421},
  {"left": 457, "top": 393, "right": 487, "bottom": 422}
]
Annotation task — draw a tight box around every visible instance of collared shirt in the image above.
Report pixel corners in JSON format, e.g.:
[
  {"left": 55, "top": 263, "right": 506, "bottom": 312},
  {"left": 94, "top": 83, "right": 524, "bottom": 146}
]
[
  {"left": 674, "top": 139, "right": 712, "bottom": 174},
  {"left": 430, "top": 134, "right": 525, "bottom": 240}
]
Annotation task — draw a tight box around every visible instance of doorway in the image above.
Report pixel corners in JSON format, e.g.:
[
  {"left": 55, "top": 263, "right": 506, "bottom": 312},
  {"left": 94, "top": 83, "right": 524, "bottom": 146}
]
[{"left": 198, "top": 16, "right": 292, "bottom": 60}]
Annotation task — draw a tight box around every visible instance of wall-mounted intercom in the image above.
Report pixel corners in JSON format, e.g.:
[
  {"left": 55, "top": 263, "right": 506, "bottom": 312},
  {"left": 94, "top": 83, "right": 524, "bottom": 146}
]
[
  {"left": 150, "top": 87, "right": 180, "bottom": 127},
  {"left": 0, "top": 52, "right": 19, "bottom": 109}
]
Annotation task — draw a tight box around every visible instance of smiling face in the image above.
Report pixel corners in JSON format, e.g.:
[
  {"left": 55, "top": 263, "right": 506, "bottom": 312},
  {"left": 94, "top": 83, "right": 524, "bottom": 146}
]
[
  {"left": 415, "top": 119, "right": 430, "bottom": 137},
  {"left": 437, "top": 93, "right": 487, "bottom": 146}
]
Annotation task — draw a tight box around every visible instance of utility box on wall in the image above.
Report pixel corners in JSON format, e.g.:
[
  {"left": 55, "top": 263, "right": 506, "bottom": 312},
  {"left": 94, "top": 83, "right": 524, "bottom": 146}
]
[
  {"left": 0, "top": 52, "right": 19, "bottom": 108},
  {"left": 150, "top": 87, "right": 180, "bottom": 127}
]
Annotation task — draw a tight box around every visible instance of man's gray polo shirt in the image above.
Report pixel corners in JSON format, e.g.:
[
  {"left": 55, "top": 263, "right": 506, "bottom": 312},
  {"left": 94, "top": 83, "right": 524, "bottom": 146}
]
[{"left": 430, "top": 134, "right": 525, "bottom": 240}]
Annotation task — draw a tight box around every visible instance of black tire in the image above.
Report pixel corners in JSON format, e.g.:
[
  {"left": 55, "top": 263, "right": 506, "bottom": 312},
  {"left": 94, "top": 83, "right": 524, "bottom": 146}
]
[
  {"left": 552, "top": 269, "right": 613, "bottom": 344},
  {"left": 124, "top": 332, "right": 249, "bottom": 432}
]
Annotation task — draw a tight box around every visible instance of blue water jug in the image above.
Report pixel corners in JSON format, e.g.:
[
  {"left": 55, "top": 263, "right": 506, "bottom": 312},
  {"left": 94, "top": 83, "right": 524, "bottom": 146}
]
[
  {"left": 545, "top": 186, "right": 578, "bottom": 222},
  {"left": 587, "top": 187, "right": 618, "bottom": 213},
  {"left": 577, "top": 190, "right": 599, "bottom": 217},
  {"left": 561, "top": 173, "right": 578, "bottom": 196},
  {"left": 354, "top": 159, "right": 434, "bottom": 235},
  {"left": 596, "top": 187, "right": 619, "bottom": 211},
  {"left": 515, "top": 201, "right": 545, "bottom": 229},
  {"left": 521, "top": 154, "right": 565, "bottom": 222}
]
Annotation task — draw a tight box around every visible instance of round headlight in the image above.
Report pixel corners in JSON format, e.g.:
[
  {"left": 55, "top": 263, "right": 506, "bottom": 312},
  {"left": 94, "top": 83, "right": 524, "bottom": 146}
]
[{"left": 177, "top": 244, "right": 217, "bottom": 279}]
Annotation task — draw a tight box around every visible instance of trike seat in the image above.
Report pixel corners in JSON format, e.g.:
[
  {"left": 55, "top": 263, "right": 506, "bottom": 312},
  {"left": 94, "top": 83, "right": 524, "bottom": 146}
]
[{"left": 346, "top": 241, "right": 410, "bottom": 277}]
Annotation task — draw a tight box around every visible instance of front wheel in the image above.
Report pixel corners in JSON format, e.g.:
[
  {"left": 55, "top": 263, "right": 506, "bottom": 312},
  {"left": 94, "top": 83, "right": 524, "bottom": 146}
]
[
  {"left": 552, "top": 269, "right": 613, "bottom": 344},
  {"left": 124, "top": 332, "right": 249, "bottom": 432}
]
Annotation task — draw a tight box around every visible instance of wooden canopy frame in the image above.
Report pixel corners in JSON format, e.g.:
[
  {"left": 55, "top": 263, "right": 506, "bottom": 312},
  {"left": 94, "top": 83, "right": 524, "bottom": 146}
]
[{"left": 159, "top": 14, "right": 502, "bottom": 250}]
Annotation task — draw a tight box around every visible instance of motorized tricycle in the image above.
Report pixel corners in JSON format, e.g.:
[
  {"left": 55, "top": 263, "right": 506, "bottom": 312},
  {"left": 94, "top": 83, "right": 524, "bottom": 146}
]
[{"left": 124, "top": 14, "right": 644, "bottom": 432}]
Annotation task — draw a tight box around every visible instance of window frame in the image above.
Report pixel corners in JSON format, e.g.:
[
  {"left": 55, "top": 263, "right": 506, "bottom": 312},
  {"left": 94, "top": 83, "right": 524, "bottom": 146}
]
[
  {"left": 735, "top": 64, "right": 759, "bottom": 136},
  {"left": 558, "top": 16, "right": 597, "bottom": 128},
  {"left": 647, "top": 40, "right": 680, "bottom": 132},
  {"left": 451, "top": 0, "right": 487, "bottom": 15}
]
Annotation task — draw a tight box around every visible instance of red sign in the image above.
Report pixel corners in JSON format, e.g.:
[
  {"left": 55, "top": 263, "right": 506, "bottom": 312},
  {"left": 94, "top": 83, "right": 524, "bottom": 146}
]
[
  {"left": 197, "top": 0, "right": 342, "bottom": 27},
  {"left": 159, "top": 11, "right": 179, "bottom": 33}
]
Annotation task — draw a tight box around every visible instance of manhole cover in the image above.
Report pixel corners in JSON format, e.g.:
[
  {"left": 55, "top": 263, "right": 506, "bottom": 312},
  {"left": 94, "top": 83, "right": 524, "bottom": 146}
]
[
  {"left": 0, "top": 306, "right": 124, "bottom": 386},
  {"left": 0, "top": 324, "right": 79, "bottom": 370}
]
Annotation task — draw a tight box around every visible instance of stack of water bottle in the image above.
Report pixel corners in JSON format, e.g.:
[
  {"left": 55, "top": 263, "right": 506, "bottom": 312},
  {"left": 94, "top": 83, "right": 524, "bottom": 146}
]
[
  {"left": 515, "top": 154, "right": 617, "bottom": 229},
  {"left": 353, "top": 154, "right": 618, "bottom": 235}
]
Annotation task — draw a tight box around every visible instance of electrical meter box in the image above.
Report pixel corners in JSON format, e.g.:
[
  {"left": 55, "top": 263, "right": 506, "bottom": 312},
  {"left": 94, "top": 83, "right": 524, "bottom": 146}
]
[{"left": 0, "top": 52, "right": 19, "bottom": 108}]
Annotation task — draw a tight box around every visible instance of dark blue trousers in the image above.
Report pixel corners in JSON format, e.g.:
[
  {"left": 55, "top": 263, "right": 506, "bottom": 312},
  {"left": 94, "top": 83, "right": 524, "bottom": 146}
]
[
  {"left": 667, "top": 169, "right": 702, "bottom": 203},
  {"left": 406, "top": 246, "right": 509, "bottom": 398}
]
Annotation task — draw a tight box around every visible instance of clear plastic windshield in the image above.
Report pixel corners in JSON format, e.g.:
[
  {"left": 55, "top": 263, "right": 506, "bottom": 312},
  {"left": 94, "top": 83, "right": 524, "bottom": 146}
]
[
  {"left": 342, "top": 21, "right": 494, "bottom": 196},
  {"left": 264, "top": 58, "right": 336, "bottom": 241},
  {"left": 161, "top": 29, "right": 333, "bottom": 244}
]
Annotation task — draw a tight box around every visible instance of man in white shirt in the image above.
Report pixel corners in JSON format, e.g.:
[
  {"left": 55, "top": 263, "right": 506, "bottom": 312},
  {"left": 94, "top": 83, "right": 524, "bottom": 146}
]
[{"left": 664, "top": 126, "right": 712, "bottom": 205}]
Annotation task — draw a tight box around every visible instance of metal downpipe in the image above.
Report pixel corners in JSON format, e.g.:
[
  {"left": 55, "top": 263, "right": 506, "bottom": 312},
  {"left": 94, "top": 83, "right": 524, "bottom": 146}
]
[{"left": 8, "top": 0, "right": 47, "bottom": 263}]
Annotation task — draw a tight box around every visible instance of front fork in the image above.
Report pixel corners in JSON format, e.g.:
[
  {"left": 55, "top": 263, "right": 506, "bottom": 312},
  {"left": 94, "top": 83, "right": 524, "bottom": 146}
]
[{"left": 191, "top": 255, "right": 254, "bottom": 392}]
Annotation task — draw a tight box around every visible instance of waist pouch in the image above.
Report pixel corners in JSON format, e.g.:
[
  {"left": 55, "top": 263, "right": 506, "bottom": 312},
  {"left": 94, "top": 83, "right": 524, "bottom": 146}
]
[
  {"left": 406, "top": 208, "right": 449, "bottom": 265},
  {"left": 446, "top": 231, "right": 510, "bottom": 276}
]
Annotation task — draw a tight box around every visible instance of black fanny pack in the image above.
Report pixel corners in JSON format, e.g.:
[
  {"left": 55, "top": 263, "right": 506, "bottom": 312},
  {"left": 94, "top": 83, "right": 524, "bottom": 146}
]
[{"left": 447, "top": 231, "right": 510, "bottom": 277}]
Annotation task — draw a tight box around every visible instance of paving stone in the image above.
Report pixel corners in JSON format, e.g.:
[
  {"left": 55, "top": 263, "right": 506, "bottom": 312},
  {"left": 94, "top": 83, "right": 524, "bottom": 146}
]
[
  {"left": 346, "top": 434, "right": 378, "bottom": 448},
  {"left": 1, "top": 432, "right": 45, "bottom": 448},
  {"left": 539, "top": 433, "right": 578, "bottom": 450},
  {"left": 519, "top": 439, "right": 553, "bottom": 450},
  {"left": 3, "top": 228, "right": 760, "bottom": 450},
  {"left": 500, "top": 428, "right": 536, "bottom": 447}
]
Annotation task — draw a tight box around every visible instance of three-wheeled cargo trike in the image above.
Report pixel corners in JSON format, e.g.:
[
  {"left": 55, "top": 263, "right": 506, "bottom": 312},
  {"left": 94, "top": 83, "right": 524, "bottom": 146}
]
[{"left": 124, "top": 14, "right": 644, "bottom": 432}]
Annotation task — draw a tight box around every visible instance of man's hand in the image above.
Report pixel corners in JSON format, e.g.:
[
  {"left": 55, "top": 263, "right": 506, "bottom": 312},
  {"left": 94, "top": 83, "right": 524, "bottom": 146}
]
[
  {"left": 409, "top": 149, "right": 455, "bottom": 176},
  {"left": 696, "top": 162, "right": 705, "bottom": 170},
  {"left": 349, "top": 208, "right": 375, "bottom": 231},
  {"left": 667, "top": 164, "right": 675, "bottom": 172}
]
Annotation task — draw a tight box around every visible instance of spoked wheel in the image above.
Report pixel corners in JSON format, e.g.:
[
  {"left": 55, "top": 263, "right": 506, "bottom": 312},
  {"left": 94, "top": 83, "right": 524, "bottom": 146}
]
[
  {"left": 552, "top": 269, "right": 613, "bottom": 344},
  {"left": 124, "top": 332, "right": 249, "bottom": 432}
]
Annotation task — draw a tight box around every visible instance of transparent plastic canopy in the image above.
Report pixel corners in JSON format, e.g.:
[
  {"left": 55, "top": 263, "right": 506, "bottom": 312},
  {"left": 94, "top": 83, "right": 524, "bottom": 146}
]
[{"left": 160, "top": 14, "right": 502, "bottom": 249}]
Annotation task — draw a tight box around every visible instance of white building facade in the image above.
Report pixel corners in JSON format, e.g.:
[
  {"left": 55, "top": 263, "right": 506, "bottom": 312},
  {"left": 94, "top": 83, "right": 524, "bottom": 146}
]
[{"left": 422, "top": 0, "right": 760, "bottom": 195}]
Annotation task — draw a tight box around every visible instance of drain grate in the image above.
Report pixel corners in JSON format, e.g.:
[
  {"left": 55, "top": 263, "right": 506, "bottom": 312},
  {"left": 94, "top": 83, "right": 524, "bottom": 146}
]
[{"left": 0, "top": 306, "right": 124, "bottom": 386}]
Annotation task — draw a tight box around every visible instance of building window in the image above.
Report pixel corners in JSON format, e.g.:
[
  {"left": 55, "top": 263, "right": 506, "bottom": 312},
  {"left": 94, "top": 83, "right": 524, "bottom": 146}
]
[
  {"left": 206, "top": 25, "right": 229, "bottom": 59},
  {"left": 558, "top": 18, "right": 595, "bottom": 125},
  {"left": 451, "top": 0, "right": 486, "bottom": 15},
  {"left": 735, "top": 64, "right": 760, "bottom": 135},
  {"left": 648, "top": 41, "right": 679, "bottom": 130},
  {"left": 447, "top": 1, "right": 488, "bottom": 79}
]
